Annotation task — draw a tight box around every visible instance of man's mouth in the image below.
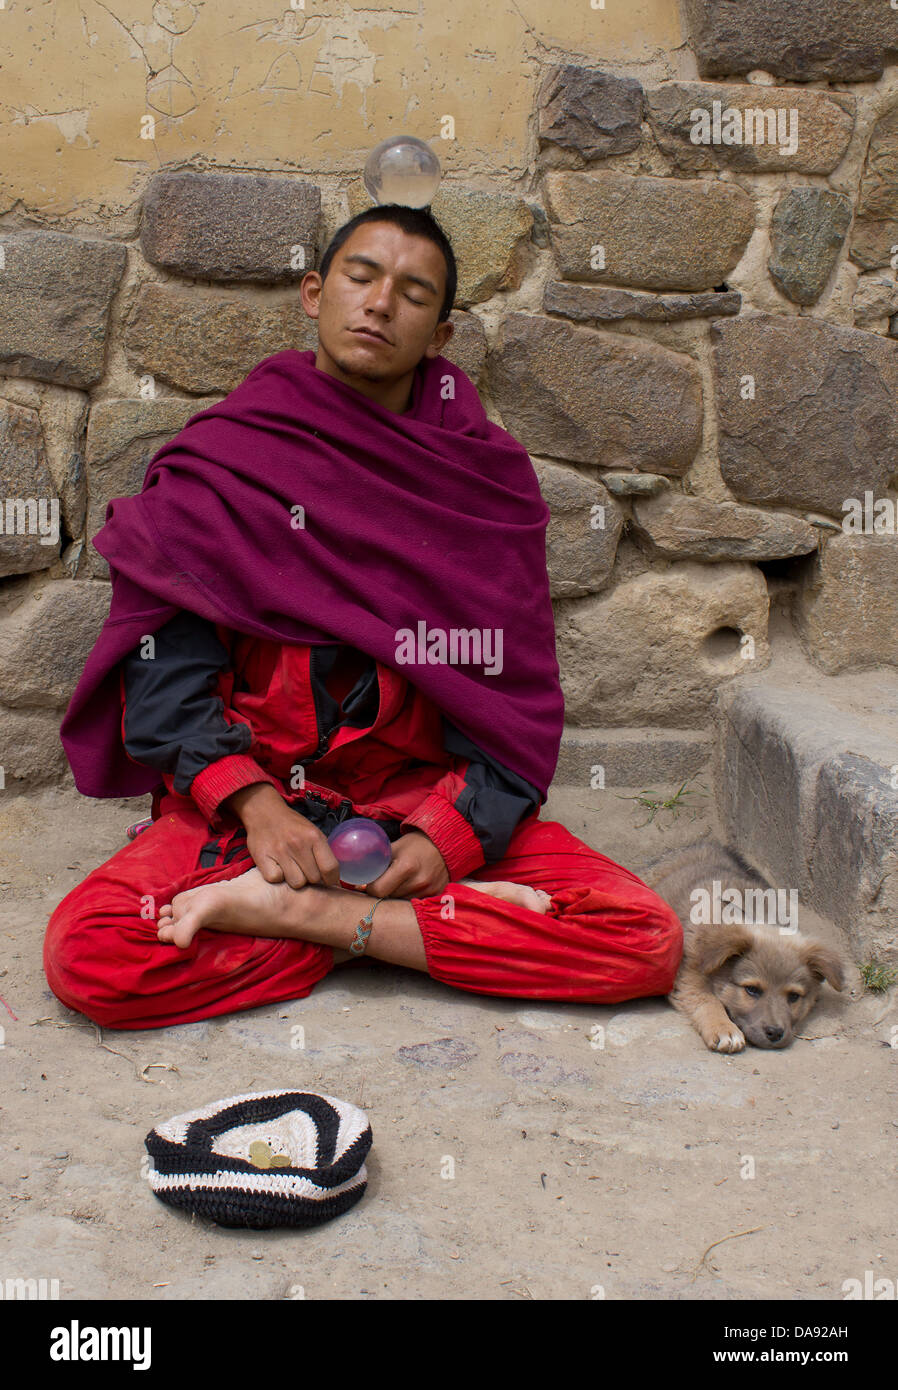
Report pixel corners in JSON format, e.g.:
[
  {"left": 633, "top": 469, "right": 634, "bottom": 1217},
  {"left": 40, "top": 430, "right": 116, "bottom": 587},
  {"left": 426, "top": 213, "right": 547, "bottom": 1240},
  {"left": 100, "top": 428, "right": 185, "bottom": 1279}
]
[{"left": 351, "top": 328, "right": 390, "bottom": 344}]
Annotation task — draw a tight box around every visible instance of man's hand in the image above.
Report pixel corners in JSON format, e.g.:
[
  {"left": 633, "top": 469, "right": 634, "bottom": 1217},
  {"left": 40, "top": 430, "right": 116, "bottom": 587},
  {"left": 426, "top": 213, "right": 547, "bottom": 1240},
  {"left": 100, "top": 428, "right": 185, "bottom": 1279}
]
[
  {"left": 361, "top": 830, "right": 449, "bottom": 900},
  {"left": 224, "top": 786, "right": 449, "bottom": 899},
  {"left": 225, "top": 783, "right": 342, "bottom": 890}
]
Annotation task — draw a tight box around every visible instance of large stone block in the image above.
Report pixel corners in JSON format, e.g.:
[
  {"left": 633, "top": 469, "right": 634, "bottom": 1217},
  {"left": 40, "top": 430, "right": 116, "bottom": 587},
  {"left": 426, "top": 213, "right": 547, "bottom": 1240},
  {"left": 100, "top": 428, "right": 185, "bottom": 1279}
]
[
  {"left": 768, "top": 188, "right": 852, "bottom": 305},
  {"left": 0, "top": 231, "right": 126, "bottom": 389},
  {"left": 849, "top": 102, "right": 898, "bottom": 272},
  {"left": 0, "top": 707, "right": 69, "bottom": 789},
  {"left": 487, "top": 313, "right": 703, "bottom": 474},
  {"left": 124, "top": 284, "right": 317, "bottom": 394},
  {"left": 85, "top": 396, "right": 223, "bottom": 579},
  {"left": 35, "top": 388, "right": 90, "bottom": 547},
  {"left": 646, "top": 82, "right": 854, "bottom": 174},
  {"left": 532, "top": 460, "right": 623, "bottom": 597},
  {"left": 0, "top": 381, "right": 91, "bottom": 549},
  {"left": 0, "top": 400, "right": 60, "bottom": 578},
  {"left": 852, "top": 272, "right": 898, "bottom": 328},
  {"left": 429, "top": 187, "right": 533, "bottom": 307},
  {"left": 631, "top": 490, "right": 819, "bottom": 562},
  {"left": 439, "top": 310, "right": 488, "bottom": 386},
  {"left": 683, "top": 0, "right": 898, "bottom": 82},
  {"left": 711, "top": 314, "right": 898, "bottom": 514},
  {"left": 140, "top": 170, "right": 321, "bottom": 283},
  {"left": 542, "top": 170, "right": 755, "bottom": 292},
  {"left": 555, "top": 561, "right": 769, "bottom": 727},
  {"left": 544, "top": 281, "right": 741, "bottom": 323},
  {"left": 537, "top": 65, "right": 644, "bottom": 159},
  {"left": 346, "top": 182, "right": 533, "bottom": 309},
  {"left": 0, "top": 578, "right": 110, "bottom": 709},
  {"left": 794, "top": 533, "right": 898, "bottom": 674}
]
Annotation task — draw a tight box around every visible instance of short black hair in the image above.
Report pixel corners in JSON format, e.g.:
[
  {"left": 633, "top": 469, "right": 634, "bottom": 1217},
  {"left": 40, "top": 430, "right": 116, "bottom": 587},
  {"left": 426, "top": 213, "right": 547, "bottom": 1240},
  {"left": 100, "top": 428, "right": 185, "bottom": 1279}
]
[{"left": 316, "top": 203, "right": 457, "bottom": 323}]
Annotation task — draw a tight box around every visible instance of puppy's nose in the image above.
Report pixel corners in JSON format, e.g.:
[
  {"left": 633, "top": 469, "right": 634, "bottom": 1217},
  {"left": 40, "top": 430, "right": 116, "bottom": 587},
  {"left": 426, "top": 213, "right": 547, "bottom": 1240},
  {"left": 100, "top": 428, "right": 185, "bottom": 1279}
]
[{"left": 764, "top": 1025, "right": 785, "bottom": 1043}]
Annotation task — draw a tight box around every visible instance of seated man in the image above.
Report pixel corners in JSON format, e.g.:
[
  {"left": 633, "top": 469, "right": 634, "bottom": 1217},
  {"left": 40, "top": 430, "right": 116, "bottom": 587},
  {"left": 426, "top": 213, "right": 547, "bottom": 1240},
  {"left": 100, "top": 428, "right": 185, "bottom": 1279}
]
[{"left": 46, "top": 202, "right": 683, "bottom": 1030}]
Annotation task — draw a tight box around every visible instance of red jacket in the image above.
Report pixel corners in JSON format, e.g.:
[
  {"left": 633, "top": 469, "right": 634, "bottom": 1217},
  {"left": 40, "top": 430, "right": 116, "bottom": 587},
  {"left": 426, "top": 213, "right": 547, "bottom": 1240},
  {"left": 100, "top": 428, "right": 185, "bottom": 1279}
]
[{"left": 119, "top": 610, "right": 542, "bottom": 881}]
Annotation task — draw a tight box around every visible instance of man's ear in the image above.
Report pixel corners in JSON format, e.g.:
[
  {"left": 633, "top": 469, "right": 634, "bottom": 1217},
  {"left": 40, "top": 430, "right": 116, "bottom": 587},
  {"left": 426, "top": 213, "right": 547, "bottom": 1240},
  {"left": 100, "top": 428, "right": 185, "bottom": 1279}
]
[
  {"left": 692, "top": 923, "right": 754, "bottom": 976},
  {"left": 299, "top": 270, "right": 323, "bottom": 318},
  {"left": 425, "top": 318, "right": 454, "bottom": 357}
]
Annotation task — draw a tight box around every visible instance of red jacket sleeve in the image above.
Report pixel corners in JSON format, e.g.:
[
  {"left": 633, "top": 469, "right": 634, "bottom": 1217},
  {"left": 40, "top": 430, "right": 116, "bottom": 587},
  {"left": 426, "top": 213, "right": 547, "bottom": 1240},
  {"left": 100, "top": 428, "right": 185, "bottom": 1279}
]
[
  {"left": 399, "top": 778, "right": 488, "bottom": 880},
  {"left": 398, "top": 717, "right": 542, "bottom": 878}
]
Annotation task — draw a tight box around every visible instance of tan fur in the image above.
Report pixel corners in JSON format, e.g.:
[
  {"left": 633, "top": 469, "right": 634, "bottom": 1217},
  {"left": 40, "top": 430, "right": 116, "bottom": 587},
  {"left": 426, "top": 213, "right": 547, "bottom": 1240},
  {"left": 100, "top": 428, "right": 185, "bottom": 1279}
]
[{"left": 644, "top": 843, "right": 846, "bottom": 1053}]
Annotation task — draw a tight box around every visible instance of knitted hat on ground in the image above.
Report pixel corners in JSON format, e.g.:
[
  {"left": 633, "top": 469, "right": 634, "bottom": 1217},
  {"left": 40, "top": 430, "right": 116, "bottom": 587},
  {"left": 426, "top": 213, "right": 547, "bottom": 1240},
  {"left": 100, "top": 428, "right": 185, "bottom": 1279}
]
[{"left": 144, "top": 1089, "right": 372, "bottom": 1229}]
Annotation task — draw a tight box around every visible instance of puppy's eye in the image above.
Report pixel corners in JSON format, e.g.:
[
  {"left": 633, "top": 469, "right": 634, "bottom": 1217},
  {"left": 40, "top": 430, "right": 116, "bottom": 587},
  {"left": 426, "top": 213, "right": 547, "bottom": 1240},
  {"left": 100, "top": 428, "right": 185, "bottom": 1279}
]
[
  {"left": 743, "top": 984, "right": 763, "bottom": 998},
  {"left": 787, "top": 991, "right": 803, "bottom": 1004}
]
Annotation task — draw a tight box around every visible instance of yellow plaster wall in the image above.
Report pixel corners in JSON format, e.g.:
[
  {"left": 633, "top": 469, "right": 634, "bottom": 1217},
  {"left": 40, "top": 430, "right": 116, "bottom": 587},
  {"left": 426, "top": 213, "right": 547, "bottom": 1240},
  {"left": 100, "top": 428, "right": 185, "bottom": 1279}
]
[{"left": 0, "top": 0, "right": 685, "bottom": 219}]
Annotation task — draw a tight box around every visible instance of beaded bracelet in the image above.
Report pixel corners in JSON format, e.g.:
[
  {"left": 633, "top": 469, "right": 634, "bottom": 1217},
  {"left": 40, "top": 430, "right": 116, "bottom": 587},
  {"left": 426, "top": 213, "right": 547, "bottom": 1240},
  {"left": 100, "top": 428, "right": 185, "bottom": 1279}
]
[{"left": 350, "top": 898, "right": 386, "bottom": 956}]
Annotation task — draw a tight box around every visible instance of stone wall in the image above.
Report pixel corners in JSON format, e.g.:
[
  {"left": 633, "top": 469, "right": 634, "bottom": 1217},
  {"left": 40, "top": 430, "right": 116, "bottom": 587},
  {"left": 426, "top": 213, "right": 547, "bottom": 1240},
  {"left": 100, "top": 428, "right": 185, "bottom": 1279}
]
[{"left": 2, "top": 0, "right": 898, "bottom": 793}]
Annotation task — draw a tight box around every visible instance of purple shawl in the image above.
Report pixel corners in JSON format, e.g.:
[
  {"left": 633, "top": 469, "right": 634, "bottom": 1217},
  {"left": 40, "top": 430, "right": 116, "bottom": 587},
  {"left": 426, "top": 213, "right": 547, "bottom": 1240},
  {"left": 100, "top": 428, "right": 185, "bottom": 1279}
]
[{"left": 60, "top": 348, "right": 564, "bottom": 800}]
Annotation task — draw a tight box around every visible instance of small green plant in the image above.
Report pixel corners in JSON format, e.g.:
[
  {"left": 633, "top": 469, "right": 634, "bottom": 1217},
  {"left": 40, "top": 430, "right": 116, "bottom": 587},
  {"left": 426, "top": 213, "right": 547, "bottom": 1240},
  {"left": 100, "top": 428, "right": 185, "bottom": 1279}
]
[
  {"left": 615, "top": 776, "right": 709, "bottom": 829},
  {"left": 858, "top": 960, "right": 898, "bottom": 993}
]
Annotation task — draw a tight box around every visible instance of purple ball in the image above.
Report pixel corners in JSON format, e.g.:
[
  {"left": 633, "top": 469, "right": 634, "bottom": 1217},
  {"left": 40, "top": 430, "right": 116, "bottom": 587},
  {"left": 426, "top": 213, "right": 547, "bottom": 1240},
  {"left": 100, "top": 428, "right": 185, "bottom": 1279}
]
[{"left": 326, "top": 817, "right": 393, "bottom": 885}]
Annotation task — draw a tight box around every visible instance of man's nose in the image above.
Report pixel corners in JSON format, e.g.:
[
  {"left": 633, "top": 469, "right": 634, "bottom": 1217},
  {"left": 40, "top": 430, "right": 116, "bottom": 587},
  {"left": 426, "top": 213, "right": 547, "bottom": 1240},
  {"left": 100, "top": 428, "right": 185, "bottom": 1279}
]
[{"left": 365, "top": 281, "right": 396, "bottom": 314}]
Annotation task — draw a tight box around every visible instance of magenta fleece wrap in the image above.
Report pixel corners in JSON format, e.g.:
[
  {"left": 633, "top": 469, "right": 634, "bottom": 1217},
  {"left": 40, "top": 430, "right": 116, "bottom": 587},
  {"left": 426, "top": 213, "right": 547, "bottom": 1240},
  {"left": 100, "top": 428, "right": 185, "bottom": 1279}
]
[{"left": 59, "top": 348, "right": 564, "bottom": 800}]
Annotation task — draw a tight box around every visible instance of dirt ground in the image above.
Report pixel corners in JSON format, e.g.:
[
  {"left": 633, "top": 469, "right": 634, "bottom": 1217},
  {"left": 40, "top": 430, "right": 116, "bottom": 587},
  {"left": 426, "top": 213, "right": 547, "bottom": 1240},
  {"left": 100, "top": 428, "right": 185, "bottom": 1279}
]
[{"left": 1, "top": 777, "right": 895, "bottom": 1302}]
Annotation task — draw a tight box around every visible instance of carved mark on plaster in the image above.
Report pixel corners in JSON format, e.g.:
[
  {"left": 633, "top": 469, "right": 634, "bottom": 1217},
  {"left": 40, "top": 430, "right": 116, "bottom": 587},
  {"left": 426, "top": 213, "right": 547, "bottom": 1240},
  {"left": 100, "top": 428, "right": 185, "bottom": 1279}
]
[
  {"left": 147, "top": 65, "right": 197, "bottom": 119},
  {"left": 153, "top": 2, "right": 199, "bottom": 36},
  {"left": 260, "top": 52, "right": 305, "bottom": 94}
]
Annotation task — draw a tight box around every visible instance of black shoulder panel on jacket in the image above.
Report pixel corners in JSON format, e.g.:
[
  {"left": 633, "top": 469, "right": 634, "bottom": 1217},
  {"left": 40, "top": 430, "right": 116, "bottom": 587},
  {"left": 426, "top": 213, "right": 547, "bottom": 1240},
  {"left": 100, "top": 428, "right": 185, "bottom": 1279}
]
[
  {"left": 440, "top": 717, "right": 542, "bottom": 862},
  {"left": 122, "top": 609, "right": 252, "bottom": 794}
]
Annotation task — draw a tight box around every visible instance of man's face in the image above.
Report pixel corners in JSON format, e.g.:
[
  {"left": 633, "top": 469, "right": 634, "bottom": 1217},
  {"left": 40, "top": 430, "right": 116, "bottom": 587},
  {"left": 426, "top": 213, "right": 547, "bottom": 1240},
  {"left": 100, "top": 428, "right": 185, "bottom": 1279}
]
[{"left": 300, "top": 221, "right": 454, "bottom": 392}]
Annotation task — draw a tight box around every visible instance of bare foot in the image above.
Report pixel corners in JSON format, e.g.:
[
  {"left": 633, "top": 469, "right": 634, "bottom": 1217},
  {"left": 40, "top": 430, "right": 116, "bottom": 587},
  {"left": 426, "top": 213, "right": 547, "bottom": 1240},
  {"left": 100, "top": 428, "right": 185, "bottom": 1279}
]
[
  {"left": 157, "top": 867, "right": 294, "bottom": 949},
  {"left": 458, "top": 878, "right": 553, "bottom": 914}
]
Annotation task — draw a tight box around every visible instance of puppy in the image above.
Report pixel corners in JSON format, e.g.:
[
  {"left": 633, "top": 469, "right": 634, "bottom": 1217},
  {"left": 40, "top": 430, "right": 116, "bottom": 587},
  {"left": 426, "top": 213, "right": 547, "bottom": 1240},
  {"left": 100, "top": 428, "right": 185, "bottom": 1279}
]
[{"left": 644, "top": 842, "right": 846, "bottom": 1052}]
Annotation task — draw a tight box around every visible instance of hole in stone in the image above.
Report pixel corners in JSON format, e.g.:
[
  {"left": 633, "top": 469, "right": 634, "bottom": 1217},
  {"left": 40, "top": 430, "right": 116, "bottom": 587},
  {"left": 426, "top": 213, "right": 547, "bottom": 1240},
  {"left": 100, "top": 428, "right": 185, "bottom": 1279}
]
[
  {"left": 756, "top": 551, "right": 818, "bottom": 586},
  {"left": 713, "top": 283, "right": 730, "bottom": 293},
  {"left": 702, "top": 625, "right": 744, "bottom": 661},
  {"left": 756, "top": 550, "right": 820, "bottom": 632},
  {"left": 757, "top": 556, "right": 796, "bottom": 582}
]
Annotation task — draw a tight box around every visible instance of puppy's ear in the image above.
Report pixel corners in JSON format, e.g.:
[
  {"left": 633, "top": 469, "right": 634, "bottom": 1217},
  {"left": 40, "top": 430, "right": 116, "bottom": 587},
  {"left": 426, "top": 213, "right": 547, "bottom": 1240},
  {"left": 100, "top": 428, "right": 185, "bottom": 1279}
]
[
  {"left": 801, "top": 941, "right": 846, "bottom": 992},
  {"left": 692, "top": 922, "right": 754, "bottom": 976}
]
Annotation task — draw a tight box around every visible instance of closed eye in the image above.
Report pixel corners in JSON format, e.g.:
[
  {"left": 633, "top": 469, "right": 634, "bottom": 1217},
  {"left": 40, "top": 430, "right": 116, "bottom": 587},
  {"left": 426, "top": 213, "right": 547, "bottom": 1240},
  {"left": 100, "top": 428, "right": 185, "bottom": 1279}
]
[{"left": 346, "top": 273, "right": 428, "bottom": 305}]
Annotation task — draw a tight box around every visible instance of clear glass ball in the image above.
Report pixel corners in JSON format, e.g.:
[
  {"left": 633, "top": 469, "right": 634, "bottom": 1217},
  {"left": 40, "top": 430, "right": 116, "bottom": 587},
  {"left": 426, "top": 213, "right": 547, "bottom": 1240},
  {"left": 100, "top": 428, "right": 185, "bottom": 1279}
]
[
  {"left": 363, "top": 135, "right": 441, "bottom": 208},
  {"left": 327, "top": 816, "right": 393, "bottom": 886}
]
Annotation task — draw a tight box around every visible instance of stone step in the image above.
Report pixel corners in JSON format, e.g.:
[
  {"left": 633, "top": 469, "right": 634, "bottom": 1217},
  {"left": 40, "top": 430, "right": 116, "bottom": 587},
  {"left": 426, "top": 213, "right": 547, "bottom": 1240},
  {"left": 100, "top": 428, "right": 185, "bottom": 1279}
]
[
  {"left": 546, "top": 727, "right": 718, "bottom": 880},
  {"left": 715, "top": 664, "right": 898, "bottom": 965},
  {"left": 555, "top": 725, "right": 712, "bottom": 788}
]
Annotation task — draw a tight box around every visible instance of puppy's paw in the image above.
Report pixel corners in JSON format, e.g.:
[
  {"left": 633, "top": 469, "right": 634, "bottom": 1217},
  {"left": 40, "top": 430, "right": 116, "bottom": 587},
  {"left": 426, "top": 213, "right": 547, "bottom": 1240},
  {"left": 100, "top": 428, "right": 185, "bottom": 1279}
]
[{"left": 702, "top": 1023, "right": 746, "bottom": 1053}]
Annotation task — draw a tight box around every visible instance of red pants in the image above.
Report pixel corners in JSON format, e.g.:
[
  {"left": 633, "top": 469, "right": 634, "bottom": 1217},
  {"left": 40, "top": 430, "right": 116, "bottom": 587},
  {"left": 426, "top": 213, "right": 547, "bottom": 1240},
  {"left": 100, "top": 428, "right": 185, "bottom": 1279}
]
[{"left": 43, "top": 788, "right": 684, "bottom": 1030}]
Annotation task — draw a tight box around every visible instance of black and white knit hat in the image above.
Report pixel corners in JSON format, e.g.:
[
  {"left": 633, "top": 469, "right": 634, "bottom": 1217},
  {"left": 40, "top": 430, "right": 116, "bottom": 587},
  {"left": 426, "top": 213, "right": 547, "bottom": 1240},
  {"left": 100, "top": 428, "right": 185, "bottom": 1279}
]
[{"left": 144, "top": 1089, "right": 372, "bottom": 1229}]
